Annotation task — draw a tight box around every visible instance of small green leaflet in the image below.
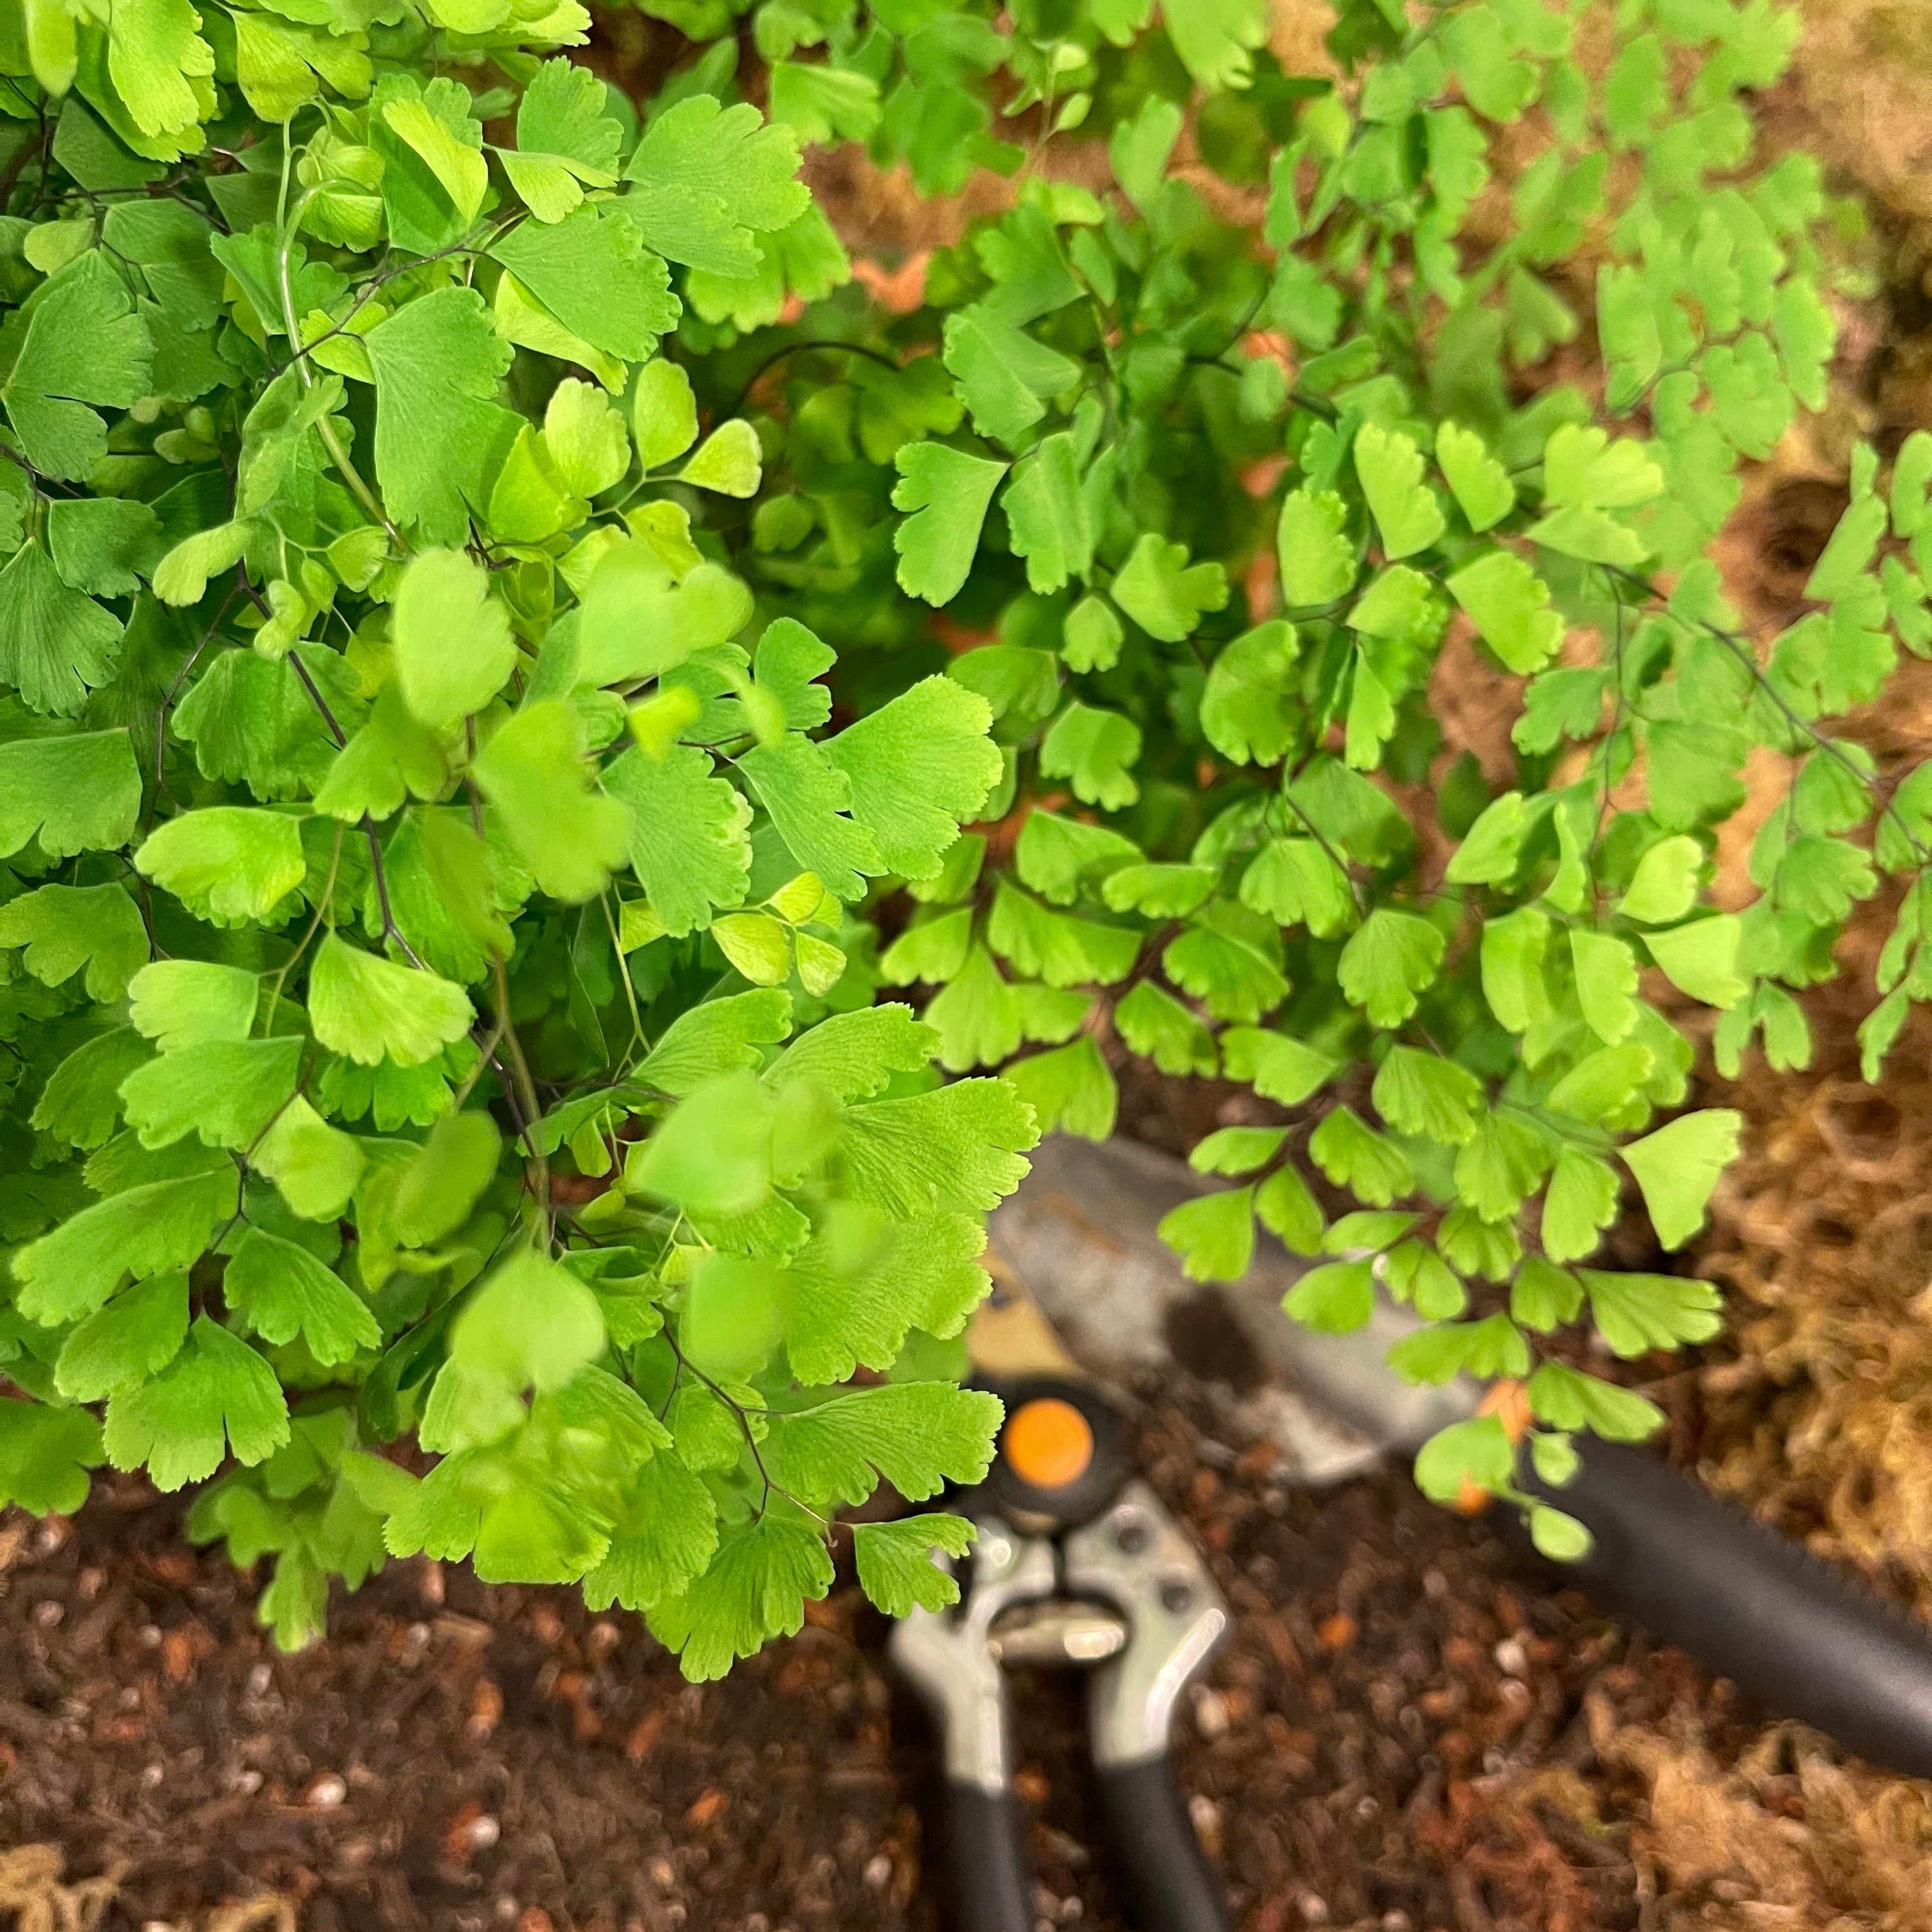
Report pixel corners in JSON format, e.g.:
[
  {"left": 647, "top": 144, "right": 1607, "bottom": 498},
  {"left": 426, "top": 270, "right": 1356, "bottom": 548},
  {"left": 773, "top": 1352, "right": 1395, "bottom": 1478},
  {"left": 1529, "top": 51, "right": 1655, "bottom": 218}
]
[
  {"left": 1388, "top": 1314, "right": 1528, "bottom": 1386},
  {"left": 1284, "top": 1259, "right": 1376, "bottom": 1335},
  {"left": 624, "top": 96, "right": 809, "bottom": 277},
  {"left": 893, "top": 443, "right": 1007, "bottom": 606},
  {"left": 0, "top": 544, "right": 125, "bottom": 717},
  {"left": 119, "top": 1037, "right": 301, "bottom": 1150},
  {"left": 1616, "top": 835, "right": 1703, "bottom": 923},
  {"left": 135, "top": 808, "right": 307, "bottom": 928},
  {"left": 3, "top": 250, "right": 153, "bottom": 480},
  {"left": 487, "top": 207, "right": 677, "bottom": 365},
  {"left": 605, "top": 745, "right": 753, "bottom": 938},
  {"left": 581, "top": 1453, "right": 719, "bottom": 1616},
  {"left": 390, "top": 1111, "right": 502, "bottom": 1248},
  {"left": 1003, "top": 432, "right": 1091, "bottom": 594},
  {"left": 854, "top": 1515, "right": 975, "bottom": 1617},
  {"left": 1526, "top": 1361, "right": 1663, "bottom": 1441},
  {"left": 1277, "top": 489, "right": 1358, "bottom": 606},
  {"left": 1373, "top": 1046, "right": 1481, "bottom": 1145},
  {"left": 1111, "top": 534, "right": 1229, "bottom": 643},
  {"left": 225, "top": 1227, "right": 382, "bottom": 1366},
  {"left": 14, "top": 1165, "right": 232, "bottom": 1324},
  {"left": 942, "top": 304, "right": 1083, "bottom": 448},
  {"left": 1542, "top": 424, "right": 1663, "bottom": 510},
  {"left": 683, "top": 420, "right": 762, "bottom": 497},
  {"left": 739, "top": 735, "right": 883, "bottom": 903},
  {"left": 1454, "top": 1109, "right": 1554, "bottom": 1223},
  {"left": 1308, "top": 1107, "right": 1413, "bottom": 1208},
  {"left": 1039, "top": 703, "right": 1142, "bottom": 812},
  {"left": 1542, "top": 1148, "right": 1620, "bottom": 1263},
  {"left": 1445, "top": 791, "right": 1536, "bottom": 886},
  {"left": 392, "top": 549, "right": 516, "bottom": 733},
  {"left": 54, "top": 1273, "right": 190, "bottom": 1402},
  {"left": 173, "top": 648, "right": 362, "bottom": 802},
  {"left": 1220, "top": 1028, "right": 1338, "bottom": 1105},
  {"left": 0, "top": 884, "right": 147, "bottom": 1000},
  {"left": 307, "top": 933, "right": 474, "bottom": 1069},
  {"left": 1482, "top": 907, "right": 1552, "bottom": 1032},
  {"left": 1347, "top": 565, "right": 1437, "bottom": 643},
  {"left": 1414, "top": 1416, "right": 1514, "bottom": 1508},
  {"left": 0, "top": 1405, "right": 105, "bottom": 1517},
  {"left": 1581, "top": 1270, "right": 1724, "bottom": 1358},
  {"left": 1003, "top": 1038, "right": 1117, "bottom": 1138},
  {"left": 640, "top": 988, "right": 793, "bottom": 1096},
  {"left": 498, "top": 59, "right": 622, "bottom": 222},
  {"left": 1165, "top": 0, "right": 1268, "bottom": 91},
  {"left": 102, "top": 1315, "right": 290, "bottom": 1493},
  {"left": 128, "top": 960, "right": 259, "bottom": 1050},
  {"left": 771, "top": 1383, "right": 1001, "bottom": 1508},
  {"left": 472, "top": 702, "right": 632, "bottom": 904},
  {"left": 1202, "top": 623, "right": 1301, "bottom": 766},
  {"left": 1435, "top": 422, "right": 1514, "bottom": 531},
  {"left": 825, "top": 677, "right": 1001, "bottom": 882},
  {"left": 363, "top": 287, "right": 519, "bottom": 548},
  {"left": 1442, "top": 3, "right": 1540, "bottom": 122},
  {"left": 1354, "top": 424, "right": 1446, "bottom": 560},
  {"left": 837, "top": 1080, "right": 1038, "bottom": 1220},
  {"left": 1337, "top": 909, "right": 1445, "bottom": 1028},
  {"left": 1158, "top": 1188, "right": 1255, "bottom": 1284},
  {"left": 1570, "top": 930, "right": 1639, "bottom": 1043},
  {"left": 34, "top": 1027, "right": 153, "bottom": 1152},
  {"left": 1116, "top": 981, "right": 1217, "bottom": 1077},
  {"left": 0, "top": 730, "right": 142, "bottom": 859},
  {"left": 647, "top": 1511, "right": 833, "bottom": 1682},
  {"left": 1241, "top": 839, "right": 1354, "bottom": 939},
  {"left": 1110, "top": 95, "right": 1182, "bottom": 215},
  {"left": 255, "top": 1098, "right": 365, "bottom": 1223},
  {"left": 1448, "top": 551, "right": 1563, "bottom": 673},
  {"left": 769, "top": 63, "right": 883, "bottom": 150},
  {"left": 632, "top": 358, "right": 698, "bottom": 470},
  {"left": 1620, "top": 1108, "right": 1742, "bottom": 1249},
  {"left": 1645, "top": 916, "right": 1747, "bottom": 1008},
  {"left": 769, "top": 1004, "right": 937, "bottom": 1103}
]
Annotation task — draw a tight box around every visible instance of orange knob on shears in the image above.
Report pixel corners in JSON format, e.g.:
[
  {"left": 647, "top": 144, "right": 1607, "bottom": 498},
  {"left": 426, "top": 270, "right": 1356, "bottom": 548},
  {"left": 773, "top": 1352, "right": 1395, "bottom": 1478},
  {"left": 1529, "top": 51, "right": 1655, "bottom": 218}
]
[{"left": 1002, "top": 1396, "right": 1096, "bottom": 1492}]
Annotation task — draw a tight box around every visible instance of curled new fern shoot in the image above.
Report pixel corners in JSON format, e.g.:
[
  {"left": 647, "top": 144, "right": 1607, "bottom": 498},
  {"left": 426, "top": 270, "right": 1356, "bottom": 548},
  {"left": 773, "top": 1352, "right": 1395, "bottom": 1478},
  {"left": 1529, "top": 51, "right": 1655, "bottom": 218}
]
[{"left": 0, "top": 0, "right": 1915, "bottom": 1662}]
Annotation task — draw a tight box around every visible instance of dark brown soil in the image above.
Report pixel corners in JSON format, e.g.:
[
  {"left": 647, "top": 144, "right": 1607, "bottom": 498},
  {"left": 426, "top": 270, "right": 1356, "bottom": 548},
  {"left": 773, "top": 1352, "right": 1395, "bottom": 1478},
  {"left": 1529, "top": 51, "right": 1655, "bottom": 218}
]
[{"left": 0, "top": 1377, "right": 1763, "bottom": 1932}]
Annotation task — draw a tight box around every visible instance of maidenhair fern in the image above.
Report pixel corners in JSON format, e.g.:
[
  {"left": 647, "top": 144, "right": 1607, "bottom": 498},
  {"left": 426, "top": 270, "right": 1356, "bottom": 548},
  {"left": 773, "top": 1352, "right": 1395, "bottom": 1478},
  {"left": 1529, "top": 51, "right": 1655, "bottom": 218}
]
[{"left": 0, "top": 0, "right": 1915, "bottom": 1655}]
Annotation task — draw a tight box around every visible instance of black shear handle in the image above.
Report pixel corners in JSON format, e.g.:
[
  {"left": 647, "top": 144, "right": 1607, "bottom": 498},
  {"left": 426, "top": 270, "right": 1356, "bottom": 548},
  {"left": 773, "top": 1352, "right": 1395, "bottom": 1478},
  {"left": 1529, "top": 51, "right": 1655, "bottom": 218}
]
[
  {"left": 1536, "top": 1438, "right": 1932, "bottom": 1779},
  {"left": 942, "top": 1782, "right": 1033, "bottom": 1932},
  {"left": 1094, "top": 1756, "right": 1229, "bottom": 1932},
  {"left": 944, "top": 1762, "right": 1225, "bottom": 1932}
]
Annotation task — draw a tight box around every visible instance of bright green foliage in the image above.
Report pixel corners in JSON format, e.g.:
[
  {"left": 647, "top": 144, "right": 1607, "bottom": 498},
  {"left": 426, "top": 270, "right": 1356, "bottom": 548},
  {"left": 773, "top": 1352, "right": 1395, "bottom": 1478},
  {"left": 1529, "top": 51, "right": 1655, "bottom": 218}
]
[
  {"left": 613, "top": 0, "right": 1913, "bottom": 1559},
  {"left": 853, "top": 1513, "right": 976, "bottom": 1617},
  {"left": 0, "top": 0, "right": 1905, "bottom": 1646},
  {"left": 0, "top": 33, "right": 1032, "bottom": 1676}
]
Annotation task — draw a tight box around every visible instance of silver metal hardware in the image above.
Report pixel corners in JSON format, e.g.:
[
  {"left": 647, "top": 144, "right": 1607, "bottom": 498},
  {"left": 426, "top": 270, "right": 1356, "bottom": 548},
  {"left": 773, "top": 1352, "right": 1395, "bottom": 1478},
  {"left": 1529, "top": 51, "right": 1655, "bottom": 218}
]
[
  {"left": 987, "top": 1598, "right": 1129, "bottom": 1667},
  {"left": 1062, "top": 1480, "right": 1230, "bottom": 1767}
]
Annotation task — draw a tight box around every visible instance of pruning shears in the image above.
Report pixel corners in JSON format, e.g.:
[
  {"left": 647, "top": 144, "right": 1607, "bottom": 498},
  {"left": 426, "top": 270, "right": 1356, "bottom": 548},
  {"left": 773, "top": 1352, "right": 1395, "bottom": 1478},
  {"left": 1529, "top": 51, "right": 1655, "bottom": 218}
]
[{"left": 891, "top": 1291, "right": 1230, "bottom": 1932}]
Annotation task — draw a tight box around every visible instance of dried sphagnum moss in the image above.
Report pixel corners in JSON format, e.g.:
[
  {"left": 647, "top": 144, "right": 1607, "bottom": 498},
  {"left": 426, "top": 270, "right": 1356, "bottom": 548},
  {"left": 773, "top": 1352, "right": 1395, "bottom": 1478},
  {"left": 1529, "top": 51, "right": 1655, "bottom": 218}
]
[
  {"left": 1591, "top": 1696, "right": 1932, "bottom": 1929},
  {"left": 1697, "top": 990, "right": 1932, "bottom": 1604}
]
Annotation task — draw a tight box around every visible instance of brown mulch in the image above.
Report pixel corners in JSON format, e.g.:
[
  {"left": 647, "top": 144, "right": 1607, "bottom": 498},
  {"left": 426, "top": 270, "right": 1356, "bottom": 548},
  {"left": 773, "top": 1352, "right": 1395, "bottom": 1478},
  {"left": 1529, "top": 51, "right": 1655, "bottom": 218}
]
[{"left": 6, "top": 1382, "right": 1931, "bottom": 1932}]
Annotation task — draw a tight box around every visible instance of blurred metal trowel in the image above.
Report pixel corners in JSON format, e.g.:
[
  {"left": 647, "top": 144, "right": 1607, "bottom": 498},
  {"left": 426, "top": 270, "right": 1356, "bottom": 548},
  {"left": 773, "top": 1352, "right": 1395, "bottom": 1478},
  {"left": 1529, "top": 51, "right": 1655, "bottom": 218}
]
[{"left": 977, "top": 1133, "right": 1475, "bottom": 1483}]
